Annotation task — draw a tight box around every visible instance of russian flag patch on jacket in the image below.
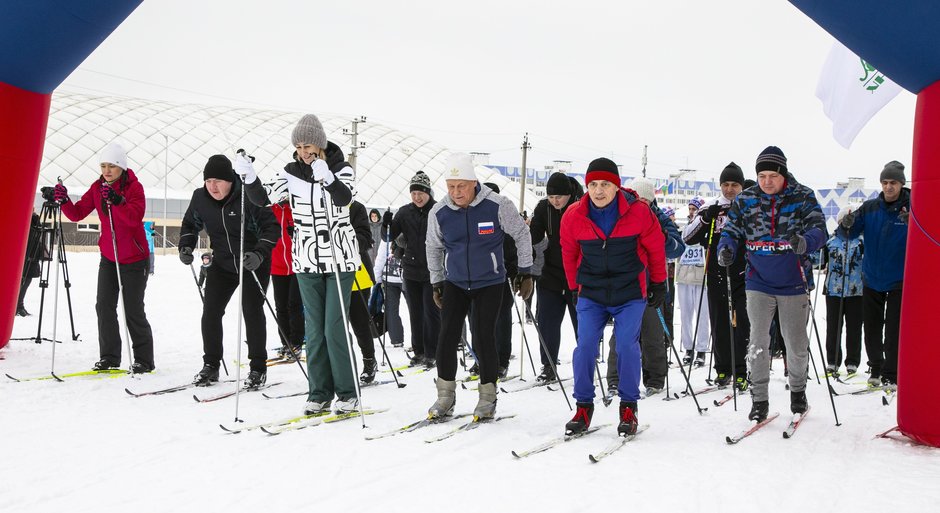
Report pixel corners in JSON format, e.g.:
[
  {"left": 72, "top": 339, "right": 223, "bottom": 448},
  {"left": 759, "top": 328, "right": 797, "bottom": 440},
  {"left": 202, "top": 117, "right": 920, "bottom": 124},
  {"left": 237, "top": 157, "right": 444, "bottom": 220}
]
[{"left": 478, "top": 221, "right": 495, "bottom": 235}]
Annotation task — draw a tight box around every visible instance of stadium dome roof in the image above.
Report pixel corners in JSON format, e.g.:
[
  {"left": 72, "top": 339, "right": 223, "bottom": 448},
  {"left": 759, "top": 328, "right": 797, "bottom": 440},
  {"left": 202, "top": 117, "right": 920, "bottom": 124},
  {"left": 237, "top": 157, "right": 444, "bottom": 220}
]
[{"left": 41, "top": 91, "right": 538, "bottom": 211}]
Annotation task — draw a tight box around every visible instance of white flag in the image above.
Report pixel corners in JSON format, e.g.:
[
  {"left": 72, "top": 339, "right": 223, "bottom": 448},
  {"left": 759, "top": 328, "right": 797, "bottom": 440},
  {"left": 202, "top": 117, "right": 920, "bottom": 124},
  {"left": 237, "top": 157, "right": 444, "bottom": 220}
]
[{"left": 815, "top": 40, "right": 902, "bottom": 149}]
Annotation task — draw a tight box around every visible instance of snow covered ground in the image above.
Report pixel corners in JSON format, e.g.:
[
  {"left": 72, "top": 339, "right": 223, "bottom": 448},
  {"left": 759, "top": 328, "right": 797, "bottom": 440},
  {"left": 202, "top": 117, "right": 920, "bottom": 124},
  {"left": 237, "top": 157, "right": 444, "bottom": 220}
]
[{"left": 2, "top": 252, "right": 938, "bottom": 512}]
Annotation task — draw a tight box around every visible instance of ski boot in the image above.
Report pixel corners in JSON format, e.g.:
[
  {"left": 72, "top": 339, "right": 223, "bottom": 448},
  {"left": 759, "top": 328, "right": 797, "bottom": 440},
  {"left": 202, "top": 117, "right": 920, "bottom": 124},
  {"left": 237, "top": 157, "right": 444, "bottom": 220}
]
[
  {"left": 681, "top": 350, "right": 693, "bottom": 366},
  {"left": 359, "top": 358, "right": 377, "bottom": 384},
  {"left": 193, "top": 363, "right": 220, "bottom": 386},
  {"left": 734, "top": 376, "right": 749, "bottom": 392},
  {"left": 535, "top": 365, "right": 557, "bottom": 385},
  {"left": 497, "top": 365, "right": 509, "bottom": 380},
  {"left": 748, "top": 400, "right": 769, "bottom": 422},
  {"left": 694, "top": 352, "right": 706, "bottom": 368},
  {"left": 468, "top": 362, "right": 480, "bottom": 376},
  {"left": 244, "top": 370, "right": 266, "bottom": 390},
  {"left": 334, "top": 397, "right": 360, "bottom": 414},
  {"left": 408, "top": 353, "right": 425, "bottom": 367},
  {"left": 790, "top": 390, "right": 808, "bottom": 414},
  {"left": 881, "top": 377, "right": 898, "bottom": 392},
  {"left": 617, "top": 401, "right": 638, "bottom": 437},
  {"left": 303, "top": 400, "right": 331, "bottom": 415},
  {"left": 93, "top": 359, "right": 120, "bottom": 371},
  {"left": 473, "top": 382, "right": 498, "bottom": 420},
  {"left": 825, "top": 364, "right": 840, "bottom": 378},
  {"left": 713, "top": 373, "right": 731, "bottom": 387},
  {"left": 644, "top": 387, "right": 664, "bottom": 397},
  {"left": 131, "top": 362, "right": 154, "bottom": 374},
  {"left": 428, "top": 379, "right": 456, "bottom": 419},
  {"left": 565, "top": 402, "right": 594, "bottom": 435},
  {"left": 845, "top": 365, "right": 858, "bottom": 377}
]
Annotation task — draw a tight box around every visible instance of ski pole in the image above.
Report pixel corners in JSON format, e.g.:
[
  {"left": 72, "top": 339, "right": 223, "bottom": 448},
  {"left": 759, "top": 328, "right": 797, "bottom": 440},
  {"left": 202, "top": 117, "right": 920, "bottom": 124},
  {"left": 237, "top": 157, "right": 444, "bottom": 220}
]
[
  {"left": 232, "top": 176, "right": 248, "bottom": 423},
  {"left": 188, "top": 262, "right": 205, "bottom": 303},
  {"left": 657, "top": 307, "right": 705, "bottom": 415},
  {"left": 508, "top": 279, "right": 538, "bottom": 379},
  {"left": 353, "top": 273, "right": 404, "bottom": 389},
  {"left": 724, "top": 266, "right": 739, "bottom": 411},
  {"left": 106, "top": 202, "right": 135, "bottom": 378},
  {"left": 797, "top": 258, "right": 841, "bottom": 426},
  {"left": 251, "top": 270, "right": 307, "bottom": 380},
  {"left": 521, "top": 295, "right": 572, "bottom": 410},
  {"left": 320, "top": 185, "right": 367, "bottom": 428},
  {"left": 686, "top": 218, "right": 714, "bottom": 389}
]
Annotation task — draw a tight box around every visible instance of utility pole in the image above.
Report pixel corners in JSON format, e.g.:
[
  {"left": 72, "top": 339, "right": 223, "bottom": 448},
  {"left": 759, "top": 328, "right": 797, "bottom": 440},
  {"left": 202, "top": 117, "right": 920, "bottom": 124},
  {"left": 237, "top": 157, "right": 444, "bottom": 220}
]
[
  {"left": 642, "top": 144, "right": 648, "bottom": 178},
  {"left": 343, "top": 116, "right": 368, "bottom": 170},
  {"left": 518, "top": 132, "right": 531, "bottom": 213}
]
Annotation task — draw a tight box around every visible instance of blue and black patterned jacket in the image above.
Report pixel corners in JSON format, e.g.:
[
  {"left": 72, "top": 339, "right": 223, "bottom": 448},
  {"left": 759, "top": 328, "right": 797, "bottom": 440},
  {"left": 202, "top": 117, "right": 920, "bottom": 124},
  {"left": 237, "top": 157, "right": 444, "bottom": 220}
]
[
  {"left": 823, "top": 233, "right": 864, "bottom": 297},
  {"left": 718, "top": 175, "right": 828, "bottom": 296}
]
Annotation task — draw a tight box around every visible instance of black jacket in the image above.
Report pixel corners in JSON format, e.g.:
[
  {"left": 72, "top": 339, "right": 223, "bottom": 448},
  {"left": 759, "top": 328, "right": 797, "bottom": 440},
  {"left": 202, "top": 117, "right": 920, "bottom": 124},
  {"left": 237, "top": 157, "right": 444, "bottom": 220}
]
[
  {"left": 350, "top": 200, "right": 376, "bottom": 283},
  {"left": 22, "top": 213, "right": 45, "bottom": 278},
  {"left": 180, "top": 180, "right": 280, "bottom": 275},
  {"left": 529, "top": 196, "right": 577, "bottom": 291},
  {"left": 390, "top": 198, "right": 437, "bottom": 282}
]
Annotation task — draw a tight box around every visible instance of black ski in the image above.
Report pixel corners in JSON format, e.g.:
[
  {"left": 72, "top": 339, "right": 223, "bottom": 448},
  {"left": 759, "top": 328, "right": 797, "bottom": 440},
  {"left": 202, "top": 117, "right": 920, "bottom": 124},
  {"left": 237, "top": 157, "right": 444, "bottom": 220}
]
[{"left": 193, "top": 382, "right": 282, "bottom": 403}]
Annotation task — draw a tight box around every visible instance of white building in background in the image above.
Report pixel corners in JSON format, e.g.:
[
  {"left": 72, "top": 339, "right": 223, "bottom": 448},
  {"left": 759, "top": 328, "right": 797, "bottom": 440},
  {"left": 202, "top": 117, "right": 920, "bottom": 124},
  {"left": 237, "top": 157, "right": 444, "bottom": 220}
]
[{"left": 37, "top": 91, "right": 540, "bottom": 248}]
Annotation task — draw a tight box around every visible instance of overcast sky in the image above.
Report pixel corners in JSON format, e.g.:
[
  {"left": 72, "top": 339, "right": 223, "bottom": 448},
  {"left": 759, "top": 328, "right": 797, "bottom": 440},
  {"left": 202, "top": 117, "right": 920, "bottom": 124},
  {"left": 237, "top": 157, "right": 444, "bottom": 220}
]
[{"left": 60, "top": 0, "right": 917, "bottom": 189}]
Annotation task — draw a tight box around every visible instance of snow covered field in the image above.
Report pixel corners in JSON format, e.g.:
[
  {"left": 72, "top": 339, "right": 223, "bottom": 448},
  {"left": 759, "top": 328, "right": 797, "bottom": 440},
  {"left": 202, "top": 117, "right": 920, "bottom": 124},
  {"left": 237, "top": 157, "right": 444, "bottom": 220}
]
[{"left": 2, "top": 252, "right": 938, "bottom": 512}]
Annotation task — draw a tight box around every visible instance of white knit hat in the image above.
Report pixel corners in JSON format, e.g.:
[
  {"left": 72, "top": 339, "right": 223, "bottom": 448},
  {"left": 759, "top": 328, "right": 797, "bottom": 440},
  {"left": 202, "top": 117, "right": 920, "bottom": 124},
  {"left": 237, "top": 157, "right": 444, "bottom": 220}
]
[
  {"left": 99, "top": 142, "right": 128, "bottom": 170},
  {"left": 443, "top": 153, "right": 477, "bottom": 181},
  {"left": 628, "top": 177, "right": 656, "bottom": 202}
]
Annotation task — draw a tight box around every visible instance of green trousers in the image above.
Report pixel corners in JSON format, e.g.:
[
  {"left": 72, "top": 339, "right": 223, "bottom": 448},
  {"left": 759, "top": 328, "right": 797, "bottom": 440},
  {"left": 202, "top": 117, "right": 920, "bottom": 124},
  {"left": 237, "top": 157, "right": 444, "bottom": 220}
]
[{"left": 296, "top": 272, "right": 355, "bottom": 402}]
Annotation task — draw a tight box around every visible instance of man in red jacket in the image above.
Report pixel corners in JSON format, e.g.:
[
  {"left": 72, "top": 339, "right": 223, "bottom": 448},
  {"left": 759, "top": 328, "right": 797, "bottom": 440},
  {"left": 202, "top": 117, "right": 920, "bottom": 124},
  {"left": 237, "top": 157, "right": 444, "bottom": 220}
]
[
  {"left": 54, "top": 142, "right": 155, "bottom": 373},
  {"left": 560, "top": 158, "right": 666, "bottom": 437}
]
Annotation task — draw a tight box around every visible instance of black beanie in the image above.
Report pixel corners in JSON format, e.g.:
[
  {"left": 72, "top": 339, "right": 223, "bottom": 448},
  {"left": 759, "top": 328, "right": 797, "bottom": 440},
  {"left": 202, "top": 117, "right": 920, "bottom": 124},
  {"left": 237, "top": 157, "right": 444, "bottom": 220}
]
[
  {"left": 755, "top": 146, "right": 788, "bottom": 175},
  {"left": 585, "top": 158, "right": 620, "bottom": 186},
  {"left": 743, "top": 179, "right": 757, "bottom": 190},
  {"left": 879, "top": 161, "right": 906, "bottom": 184},
  {"left": 546, "top": 172, "right": 573, "bottom": 195},
  {"left": 204, "top": 155, "right": 236, "bottom": 182},
  {"left": 719, "top": 162, "right": 745, "bottom": 186}
]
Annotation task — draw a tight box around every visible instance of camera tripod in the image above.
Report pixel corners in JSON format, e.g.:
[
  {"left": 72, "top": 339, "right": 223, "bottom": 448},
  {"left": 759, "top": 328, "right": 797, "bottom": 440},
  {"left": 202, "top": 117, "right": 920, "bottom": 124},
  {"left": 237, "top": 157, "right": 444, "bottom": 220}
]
[{"left": 12, "top": 199, "right": 80, "bottom": 344}]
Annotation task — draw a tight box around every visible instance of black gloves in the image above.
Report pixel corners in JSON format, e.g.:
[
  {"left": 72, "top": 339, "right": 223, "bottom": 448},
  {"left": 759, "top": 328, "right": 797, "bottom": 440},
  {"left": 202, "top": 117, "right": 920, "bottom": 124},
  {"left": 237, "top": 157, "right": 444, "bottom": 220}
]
[
  {"left": 382, "top": 210, "right": 394, "bottom": 229},
  {"left": 513, "top": 274, "right": 534, "bottom": 301},
  {"left": 432, "top": 283, "right": 444, "bottom": 309},
  {"left": 647, "top": 281, "right": 667, "bottom": 309},
  {"left": 839, "top": 209, "right": 857, "bottom": 229},
  {"left": 789, "top": 234, "right": 807, "bottom": 255},
  {"left": 717, "top": 246, "right": 734, "bottom": 267},
  {"left": 243, "top": 251, "right": 263, "bottom": 272},
  {"left": 179, "top": 247, "right": 194, "bottom": 265},
  {"left": 700, "top": 204, "right": 722, "bottom": 223}
]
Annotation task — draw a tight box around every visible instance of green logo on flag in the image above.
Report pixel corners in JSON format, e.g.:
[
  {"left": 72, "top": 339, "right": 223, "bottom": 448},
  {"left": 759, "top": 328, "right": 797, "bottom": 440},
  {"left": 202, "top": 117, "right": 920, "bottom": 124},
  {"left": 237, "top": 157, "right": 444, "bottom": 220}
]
[{"left": 859, "top": 59, "right": 886, "bottom": 92}]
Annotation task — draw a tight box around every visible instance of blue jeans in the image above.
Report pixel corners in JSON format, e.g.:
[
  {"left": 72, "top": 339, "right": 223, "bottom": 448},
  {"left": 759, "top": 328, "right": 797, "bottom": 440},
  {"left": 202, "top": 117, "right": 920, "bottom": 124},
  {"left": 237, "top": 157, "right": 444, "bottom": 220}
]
[{"left": 572, "top": 296, "right": 645, "bottom": 403}]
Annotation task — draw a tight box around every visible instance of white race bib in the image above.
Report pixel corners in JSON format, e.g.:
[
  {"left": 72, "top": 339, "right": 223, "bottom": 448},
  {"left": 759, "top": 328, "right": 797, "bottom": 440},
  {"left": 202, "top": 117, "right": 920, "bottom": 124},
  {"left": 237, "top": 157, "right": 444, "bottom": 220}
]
[{"left": 680, "top": 244, "right": 706, "bottom": 266}]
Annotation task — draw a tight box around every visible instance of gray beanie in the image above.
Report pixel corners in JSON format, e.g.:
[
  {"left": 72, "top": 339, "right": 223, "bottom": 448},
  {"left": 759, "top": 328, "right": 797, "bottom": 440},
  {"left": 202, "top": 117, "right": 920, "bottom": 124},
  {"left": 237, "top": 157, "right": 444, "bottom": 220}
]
[
  {"left": 291, "top": 114, "right": 328, "bottom": 149},
  {"left": 879, "top": 161, "right": 906, "bottom": 184}
]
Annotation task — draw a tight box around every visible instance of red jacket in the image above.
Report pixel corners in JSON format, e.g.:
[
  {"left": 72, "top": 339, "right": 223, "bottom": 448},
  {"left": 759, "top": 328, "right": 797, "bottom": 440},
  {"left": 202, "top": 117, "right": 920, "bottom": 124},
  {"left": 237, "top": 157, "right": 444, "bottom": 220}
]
[
  {"left": 560, "top": 188, "right": 666, "bottom": 306},
  {"left": 270, "top": 203, "right": 294, "bottom": 276},
  {"left": 61, "top": 169, "right": 149, "bottom": 265}
]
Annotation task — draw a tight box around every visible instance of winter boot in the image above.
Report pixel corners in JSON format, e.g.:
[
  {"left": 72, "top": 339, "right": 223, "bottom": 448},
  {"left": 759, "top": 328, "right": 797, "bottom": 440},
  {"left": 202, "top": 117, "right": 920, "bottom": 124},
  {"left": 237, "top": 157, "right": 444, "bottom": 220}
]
[
  {"left": 790, "top": 390, "right": 808, "bottom": 414},
  {"left": 749, "top": 400, "right": 769, "bottom": 422},
  {"left": 565, "top": 402, "right": 594, "bottom": 435},
  {"left": 359, "top": 358, "right": 377, "bottom": 384},
  {"left": 694, "top": 352, "right": 706, "bottom": 368},
  {"left": 536, "top": 365, "right": 557, "bottom": 385},
  {"left": 474, "top": 382, "right": 498, "bottom": 420},
  {"left": 682, "top": 350, "right": 693, "bottom": 366},
  {"left": 193, "top": 364, "right": 220, "bottom": 386},
  {"left": 16, "top": 306, "right": 29, "bottom": 317},
  {"left": 617, "top": 401, "right": 639, "bottom": 437},
  {"left": 428, "top": 379, "right": 457, "bottom": 419},
  {"left": 244, "top": 370, "right": 267, "bottom": 390}
]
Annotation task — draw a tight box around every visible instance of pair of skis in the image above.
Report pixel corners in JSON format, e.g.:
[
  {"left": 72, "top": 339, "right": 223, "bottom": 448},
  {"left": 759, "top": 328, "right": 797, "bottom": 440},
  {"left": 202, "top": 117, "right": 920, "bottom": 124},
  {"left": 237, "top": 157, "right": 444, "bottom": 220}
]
[
  {"left": 510, "top": 423, "right": 649, "bottom": 462},
  {"left": 220, "top": 408, "right": 388, "bottom": 435},
  {"left": 366, "top": 413, "right": 516, "bottom": 443},
  {"left": 725, "top": 406, "right": 811, "bottom": 444}
]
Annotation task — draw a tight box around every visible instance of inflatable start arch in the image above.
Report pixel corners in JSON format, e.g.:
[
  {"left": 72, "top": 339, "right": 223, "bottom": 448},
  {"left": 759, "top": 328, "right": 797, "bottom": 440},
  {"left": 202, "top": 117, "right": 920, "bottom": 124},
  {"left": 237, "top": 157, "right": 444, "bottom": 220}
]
[{"left": 0, "top": 0, "right": 936, "bottom": 447}]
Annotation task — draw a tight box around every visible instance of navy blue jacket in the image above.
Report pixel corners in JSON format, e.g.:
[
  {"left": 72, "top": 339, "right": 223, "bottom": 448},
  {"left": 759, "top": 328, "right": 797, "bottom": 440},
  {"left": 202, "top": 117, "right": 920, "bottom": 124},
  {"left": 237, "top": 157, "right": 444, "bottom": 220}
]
[
  {"left": 426, "top": 184, "right": 533, "bottom": 290},
  {"left": 846, "top": 188, "right": 910, "bottom": 291}
]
